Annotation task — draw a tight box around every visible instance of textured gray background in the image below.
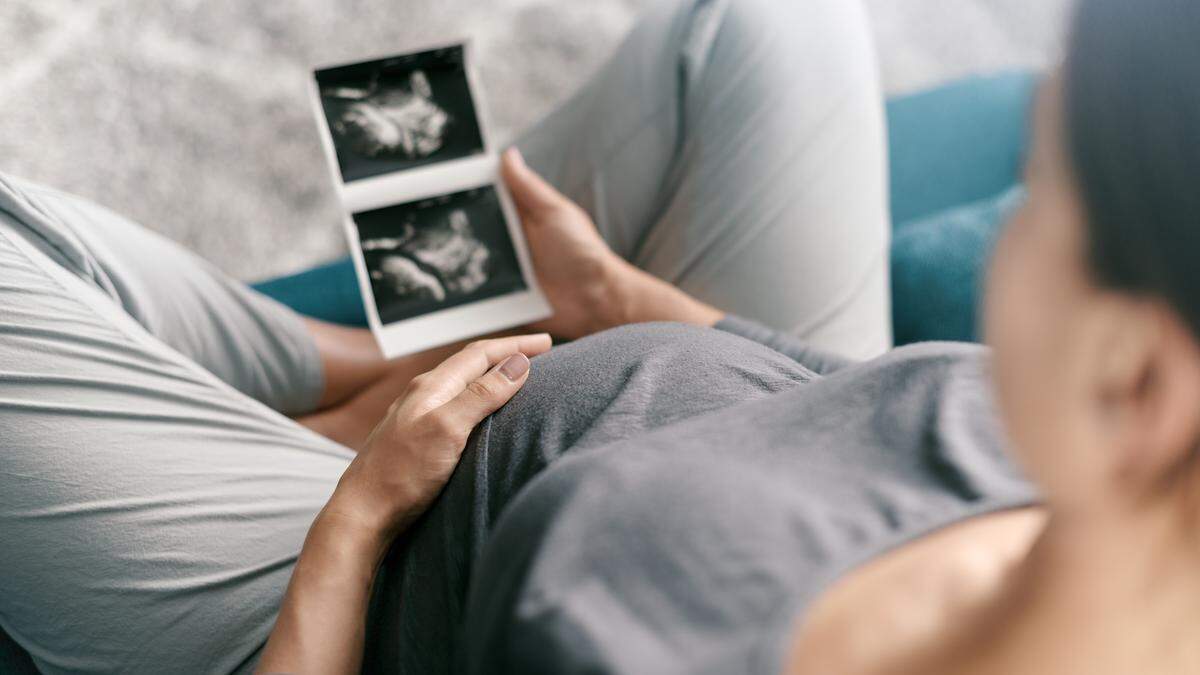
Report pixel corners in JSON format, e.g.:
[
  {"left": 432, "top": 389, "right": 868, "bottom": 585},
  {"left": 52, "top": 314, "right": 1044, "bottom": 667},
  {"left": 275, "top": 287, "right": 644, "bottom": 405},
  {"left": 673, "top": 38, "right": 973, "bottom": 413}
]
[{"left": 0, "top": 0, "right": 1072, "bottom": 282}]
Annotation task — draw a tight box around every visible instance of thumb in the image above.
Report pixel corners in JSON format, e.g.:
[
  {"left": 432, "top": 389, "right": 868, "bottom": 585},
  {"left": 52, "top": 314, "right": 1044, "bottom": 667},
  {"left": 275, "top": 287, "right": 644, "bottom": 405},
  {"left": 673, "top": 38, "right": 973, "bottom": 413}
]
[
  {"left": 501, "top": 148, "right": 569, "bottom": 217},
  {"left": 439, "top": 352, "right": 532, "bottom": 431}
]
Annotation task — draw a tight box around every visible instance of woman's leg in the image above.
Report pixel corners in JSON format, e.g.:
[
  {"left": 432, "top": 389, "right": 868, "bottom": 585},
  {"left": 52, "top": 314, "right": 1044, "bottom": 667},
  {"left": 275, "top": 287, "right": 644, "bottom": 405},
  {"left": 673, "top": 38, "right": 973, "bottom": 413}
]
[
  {"left": 518, "top": 0, "right": 892, "bottom": 359},
  {"left": 0, "top": 211, "right": 352, "bottom": 673},
  {"left": 3, "top": 176, "right": 327, "bottom": 415}
]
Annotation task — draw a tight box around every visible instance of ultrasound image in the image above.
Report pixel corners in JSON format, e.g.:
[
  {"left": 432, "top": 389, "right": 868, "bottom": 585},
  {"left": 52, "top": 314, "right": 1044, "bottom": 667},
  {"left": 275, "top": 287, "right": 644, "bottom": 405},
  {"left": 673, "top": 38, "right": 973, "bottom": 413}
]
[
  {"left": 356, "top": 186, "right": 525, "bottom": 324},
  {"left": 317, "top": 46, "right": 486, "bottom": 182}
]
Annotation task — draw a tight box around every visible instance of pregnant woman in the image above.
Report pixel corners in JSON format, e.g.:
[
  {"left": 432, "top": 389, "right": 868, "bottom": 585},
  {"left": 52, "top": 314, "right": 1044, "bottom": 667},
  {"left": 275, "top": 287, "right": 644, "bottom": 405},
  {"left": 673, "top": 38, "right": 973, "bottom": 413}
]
[{"left": 2, "top": 0, "right": 1197, "bottom": 674}]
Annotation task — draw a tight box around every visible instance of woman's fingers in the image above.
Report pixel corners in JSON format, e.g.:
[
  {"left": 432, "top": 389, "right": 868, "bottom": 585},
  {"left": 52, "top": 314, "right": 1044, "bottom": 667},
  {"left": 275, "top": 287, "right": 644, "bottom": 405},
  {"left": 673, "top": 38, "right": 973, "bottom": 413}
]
[
  {"left": 437, "top": 352, "right": 532, "bottom": 432},
  {"left": 427, "top": 334, "right": 547, "bottom": 439},
  {"left": 407, "top": 334, "right": 550, "bottom": 410},
  {"left": 501, "top": 148, "right": 570, "bottom": 218},
  {"left": 427, "top": 334, "right": 551, "bottom": 385}
]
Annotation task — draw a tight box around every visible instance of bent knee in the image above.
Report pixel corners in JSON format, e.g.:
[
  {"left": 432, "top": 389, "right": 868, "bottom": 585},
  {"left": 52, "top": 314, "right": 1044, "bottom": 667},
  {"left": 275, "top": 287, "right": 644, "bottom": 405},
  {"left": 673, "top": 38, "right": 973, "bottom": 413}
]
[
  {"left": 706, "top": 0, "right": 876, "bottom": 87},
  {"left": 721, "top": 0, "right": 872, "bottom": 48}
]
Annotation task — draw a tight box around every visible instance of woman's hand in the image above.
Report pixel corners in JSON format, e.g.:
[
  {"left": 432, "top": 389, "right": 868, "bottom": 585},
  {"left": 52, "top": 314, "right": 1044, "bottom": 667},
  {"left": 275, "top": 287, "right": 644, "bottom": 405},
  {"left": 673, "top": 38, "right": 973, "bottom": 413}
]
[
  {"left": 502, "top": 148, "right": 723, "bottom": 340},
  {"left": 500, "top": 148, "right": 630, "bottom": 339},
  {"left": 258, "top": 335, "right": 550, "bottom": 675},
  {"left": 325, "top": 334, "right": 553, "bottom": 540}
]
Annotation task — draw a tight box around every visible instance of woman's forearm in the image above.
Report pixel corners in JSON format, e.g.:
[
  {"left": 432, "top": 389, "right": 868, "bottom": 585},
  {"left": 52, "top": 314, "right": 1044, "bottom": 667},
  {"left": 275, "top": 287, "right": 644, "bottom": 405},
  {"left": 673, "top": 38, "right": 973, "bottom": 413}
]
[
  {"left": 297, "top": 338, "right": 465, "bottom": 450},
  {"left": 607, "top": 263, "right": 725, "bottom": 329},
  {"left": 256, "top": 509, "right": 389, "bottom": 675}
]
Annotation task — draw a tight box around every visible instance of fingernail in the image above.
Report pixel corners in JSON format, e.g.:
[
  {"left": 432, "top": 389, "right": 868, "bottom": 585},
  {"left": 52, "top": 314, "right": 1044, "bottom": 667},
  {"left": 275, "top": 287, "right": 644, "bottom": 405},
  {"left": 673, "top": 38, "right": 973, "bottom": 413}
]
[
  {"left": 499, "top": 353, "right": 531, "bottom": 381},
  {"left": 509, "top": 147, "right": 526, "bottom": 167}
]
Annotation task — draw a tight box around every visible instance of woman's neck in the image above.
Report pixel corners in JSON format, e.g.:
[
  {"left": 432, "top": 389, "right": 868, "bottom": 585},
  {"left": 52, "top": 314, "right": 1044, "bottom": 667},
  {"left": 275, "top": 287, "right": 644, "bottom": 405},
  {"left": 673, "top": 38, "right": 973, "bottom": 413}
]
[{"left": 913, "top": 504, "right": 1200, "bottom": 675}]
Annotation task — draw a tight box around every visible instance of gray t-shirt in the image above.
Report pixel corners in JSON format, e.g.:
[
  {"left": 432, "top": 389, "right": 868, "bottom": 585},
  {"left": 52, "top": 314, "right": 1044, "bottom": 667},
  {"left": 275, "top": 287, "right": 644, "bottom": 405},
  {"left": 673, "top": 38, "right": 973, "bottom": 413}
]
[{"left": 362, "top": 320, "right": 1039, "bottom": 674}]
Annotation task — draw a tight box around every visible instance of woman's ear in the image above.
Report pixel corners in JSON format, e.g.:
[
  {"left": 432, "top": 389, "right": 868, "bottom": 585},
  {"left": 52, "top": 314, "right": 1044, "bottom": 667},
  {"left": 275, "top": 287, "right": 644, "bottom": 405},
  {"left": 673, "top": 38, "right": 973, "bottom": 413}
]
[{"left": 1093, "top": 300, "right": 1200, "bottom": 494}]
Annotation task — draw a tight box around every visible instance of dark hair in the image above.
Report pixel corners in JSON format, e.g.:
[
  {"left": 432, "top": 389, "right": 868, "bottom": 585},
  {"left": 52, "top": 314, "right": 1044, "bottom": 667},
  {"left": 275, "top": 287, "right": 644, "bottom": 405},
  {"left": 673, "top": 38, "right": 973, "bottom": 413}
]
[{"left": 1065, "top": 0, "right": 1200, "bottom": 337}]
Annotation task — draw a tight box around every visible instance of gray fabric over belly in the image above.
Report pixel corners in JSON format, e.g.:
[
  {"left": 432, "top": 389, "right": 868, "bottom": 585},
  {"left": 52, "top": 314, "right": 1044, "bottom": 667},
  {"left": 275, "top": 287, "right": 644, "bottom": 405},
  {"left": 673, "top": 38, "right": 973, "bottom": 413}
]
[{"left": 362, "top": 321, "right": 1038, "bottom": 674}]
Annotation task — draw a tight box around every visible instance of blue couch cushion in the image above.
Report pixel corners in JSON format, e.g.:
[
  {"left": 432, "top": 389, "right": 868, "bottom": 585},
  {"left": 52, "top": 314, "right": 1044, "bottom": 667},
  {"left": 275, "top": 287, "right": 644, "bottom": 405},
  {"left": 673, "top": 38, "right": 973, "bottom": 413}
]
[
  {"left": 891, "top": 186, "right": 1026, "bottom": 345},
  {"left": 888, "top": 71, "right": 1036, "bottom": 226},
  {"left": 886, "top": 71, "right": 1036, "bottom": 344},
  {"left": 252, "top": 257, "right": 367, "bottom": 327}
]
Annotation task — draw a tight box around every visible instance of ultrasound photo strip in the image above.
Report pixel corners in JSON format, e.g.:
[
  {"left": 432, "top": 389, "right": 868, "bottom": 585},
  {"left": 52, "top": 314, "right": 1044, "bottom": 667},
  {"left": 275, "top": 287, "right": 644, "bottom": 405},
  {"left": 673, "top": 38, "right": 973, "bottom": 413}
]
[{"left": 309, "top": 42, "right": 550, "bottom": 358}]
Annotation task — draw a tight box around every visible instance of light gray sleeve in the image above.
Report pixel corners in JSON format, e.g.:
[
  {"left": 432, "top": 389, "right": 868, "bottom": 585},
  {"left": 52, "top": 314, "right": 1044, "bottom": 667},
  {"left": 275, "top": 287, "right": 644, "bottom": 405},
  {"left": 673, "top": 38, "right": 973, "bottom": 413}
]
[{"left": 0, "top": 176, "right": 324, "bottom": 415}]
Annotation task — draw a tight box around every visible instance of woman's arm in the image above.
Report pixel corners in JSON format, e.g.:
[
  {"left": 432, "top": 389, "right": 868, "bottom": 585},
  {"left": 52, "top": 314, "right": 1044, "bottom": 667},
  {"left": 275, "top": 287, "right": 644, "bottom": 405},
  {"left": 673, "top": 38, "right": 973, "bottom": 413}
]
[
  {"left": 257, "top": 334, "right": 552, "bottom": 674},
  {"left": 296, "top": 325, "right": 480, "bottom": 450},
  {"left": 256, "top": 511, "right": 386, "bottom": 675}
]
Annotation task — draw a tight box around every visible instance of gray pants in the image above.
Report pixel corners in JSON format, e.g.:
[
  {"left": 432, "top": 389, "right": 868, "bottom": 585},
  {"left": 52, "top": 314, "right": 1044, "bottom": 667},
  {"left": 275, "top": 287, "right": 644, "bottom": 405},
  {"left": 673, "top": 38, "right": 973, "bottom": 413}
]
[
  {"left": 521, "top": 0, "right": 889, "bottom": 358},
  {"left": 0, "top": 0, "right": 888, "bottom": 672}
]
